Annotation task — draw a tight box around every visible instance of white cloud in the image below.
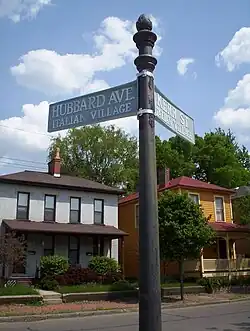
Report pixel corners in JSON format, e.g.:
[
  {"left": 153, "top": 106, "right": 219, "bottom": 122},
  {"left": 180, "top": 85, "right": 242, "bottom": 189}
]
[
  {"left": 214, "top": 74, "right": 250, "bottom": 136},
  {"left": 0, "top": 99, "right": 138, "bottom": 171},
  {"left": 0, "top": 101, "right": 51, "bottom": 152},
  {"left": 215, "top": 27, "right": 250, "bottom": 71},
  {"left": 177, "top": 57, "right": 195, "bottom": 76},
  {"left": 11, "top": 16, "right": 162, "bottom": 96},
  {"left": 1, "top": 15, "right": 161, "bottom": 172},
  {"left": 0, "top": 0, "right": 51, "bottom": 22},
  {"left": 214, "top": 27, "right": 250, "bottom": 143}
]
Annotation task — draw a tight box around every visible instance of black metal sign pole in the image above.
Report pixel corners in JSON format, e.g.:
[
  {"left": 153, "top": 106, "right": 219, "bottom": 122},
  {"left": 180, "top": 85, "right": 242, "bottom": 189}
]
[{"left": 133, "top": 15, "right": 162, "bottom": 331}]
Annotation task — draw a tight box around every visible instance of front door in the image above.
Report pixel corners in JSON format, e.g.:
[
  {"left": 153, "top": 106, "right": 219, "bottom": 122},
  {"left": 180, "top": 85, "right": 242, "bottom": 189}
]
[
  {"left": 93, "top": 236, "right": 104, "bottom": 256},
  {"left": 26, "top": 234, "right": 41, "bottom": 277},
  {"left": 218, "top": 238, "right": 227, "bottom": 259}
]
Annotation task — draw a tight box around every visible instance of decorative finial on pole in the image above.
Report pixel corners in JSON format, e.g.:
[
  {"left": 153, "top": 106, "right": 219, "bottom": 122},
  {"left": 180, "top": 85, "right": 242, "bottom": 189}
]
[
  {"left": 136, "top": 14, "right": 152, "bottom": 31},
  {"left": 133, "top": 15, "right": 157, "bottom": 73}
]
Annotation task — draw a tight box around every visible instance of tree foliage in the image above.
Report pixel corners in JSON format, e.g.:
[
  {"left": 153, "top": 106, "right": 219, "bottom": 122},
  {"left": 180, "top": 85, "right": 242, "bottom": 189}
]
[
  {"left": 0, "top": 232, "right": 26, "bottom": 278},
  {"left": 158, "top": 191, "right": 215, "bottom": 261},
  {"left": 158, "top": 191, "right": 215, "bottom": 299},
  {"left": 156, "top": 128, "right": 250, "bottom": 189},
  {"left": 233, "top": 196, "right": 250, "bottom": 225},
  {"left": 49, "top": 125, "right": 138, "bottom": 193}
]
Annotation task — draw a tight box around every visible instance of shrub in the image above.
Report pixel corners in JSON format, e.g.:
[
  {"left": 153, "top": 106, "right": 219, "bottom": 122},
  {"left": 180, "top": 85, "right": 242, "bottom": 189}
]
[
  {"left": 101, "top": 272, "right": 123, "bottom": 284},
  {"left": 88, "top": 256, "right": 120, "bottom": 276},
  {"left": 39, "top": 276, "right": 59, "bottom": 291},
  {"left": 40, "top": 255, "right": 69, "bottom": 278},
  {"left": 198, "top": 277, "right": 231, "bottom": 293},
  {"left": 109, "top": 280, "right": 137, "bottom": 292},
  {"left": 56, "top": 267, "right": 99, "bottom": 286},
  {"left": 55, "top": 266, "right": 123, "bottom": 286},
  {"left": 198, "top": 276, "right": 250, "bottom": 293}
]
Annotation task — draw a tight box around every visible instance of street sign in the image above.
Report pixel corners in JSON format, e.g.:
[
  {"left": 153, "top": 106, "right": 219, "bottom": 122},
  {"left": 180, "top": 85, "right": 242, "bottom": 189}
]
[
  {"left": 47, "top": 81, "right": 137, "bottom": 133},
  {"left": 154, "top": 87, "right": 195, "bottom": 144},
  {"left": 47, "top": 80, "right": 195, "bottom": 145}
]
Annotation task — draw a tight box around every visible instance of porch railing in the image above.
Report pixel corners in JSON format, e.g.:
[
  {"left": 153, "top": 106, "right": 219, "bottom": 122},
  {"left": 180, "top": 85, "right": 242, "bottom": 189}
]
[{"left": 203, "top": 258, "right": 250, "bottom": 271}]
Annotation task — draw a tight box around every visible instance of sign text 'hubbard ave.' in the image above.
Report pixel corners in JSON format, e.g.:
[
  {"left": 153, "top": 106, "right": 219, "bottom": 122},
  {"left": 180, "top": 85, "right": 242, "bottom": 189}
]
[
  {"left": 47, "top": 81, "right": 137, "bottom": 133},
  {"left": 48, "top": 83, "right": 195, "bottom": 145}
]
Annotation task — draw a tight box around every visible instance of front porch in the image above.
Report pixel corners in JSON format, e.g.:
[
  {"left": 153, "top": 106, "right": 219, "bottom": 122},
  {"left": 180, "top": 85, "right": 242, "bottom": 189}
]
[
  {"left": 184, "top": 222, "right": 250, "bottom": 278},
  {"left": 1, "top": 219, "right": 127, "bottom": 279}
]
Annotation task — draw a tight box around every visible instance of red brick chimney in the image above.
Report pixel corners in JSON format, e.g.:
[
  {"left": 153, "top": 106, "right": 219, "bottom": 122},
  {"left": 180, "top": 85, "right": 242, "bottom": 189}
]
[
  {"left": 157, "top": 167, "right": 170, "bottom": 188},
  {"left": 48, "top": 147, "right": 61, "bottom": 178}
]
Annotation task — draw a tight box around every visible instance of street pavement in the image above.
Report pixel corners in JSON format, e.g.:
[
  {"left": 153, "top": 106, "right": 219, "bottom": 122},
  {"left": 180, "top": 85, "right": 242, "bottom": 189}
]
[{"left": 1, "top": 301, "right": 250, "bottom": 331}]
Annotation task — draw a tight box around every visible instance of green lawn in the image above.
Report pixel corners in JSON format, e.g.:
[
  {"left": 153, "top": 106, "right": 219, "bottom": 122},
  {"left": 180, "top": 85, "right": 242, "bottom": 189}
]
[
  {"left": 162, "top": 282, "right": 197, "bottom": 288},
  {"left": 59, "top": 283, "right": 137, "bottom": 294},
  {"left": 58, "top": 282, "right": 197, "bottom": 294},
  {"left": 0, "top": 285, "right": 38, "bottom": 296}
]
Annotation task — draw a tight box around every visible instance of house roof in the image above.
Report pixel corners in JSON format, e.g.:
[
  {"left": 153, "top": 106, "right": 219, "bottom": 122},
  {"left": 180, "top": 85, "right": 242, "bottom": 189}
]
[
  {"left": 210, "top": 222, "right": 250, "bottom": 233},
  {"left": 119, "top": 176, "right": 235, "bottom": 204},
  {"left": 3, "top": 219, "right": 128, "bottom": 238},
  {"left": 0, "top": 170, "right": 124, "bottom": 195}
]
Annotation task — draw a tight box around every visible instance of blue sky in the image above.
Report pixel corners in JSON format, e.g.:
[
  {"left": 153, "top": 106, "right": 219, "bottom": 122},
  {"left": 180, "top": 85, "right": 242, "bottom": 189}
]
[{"left": 0, "top": 0, "right": 250, "bottom": 174}]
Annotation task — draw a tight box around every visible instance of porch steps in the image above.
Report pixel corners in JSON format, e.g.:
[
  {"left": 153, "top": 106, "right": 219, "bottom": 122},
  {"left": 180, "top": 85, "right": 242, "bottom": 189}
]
[
  {"left": 9, "top": 276, "right": 32, "bottom": 287},
  {"left": 38, "top": 290, "right": 62, "bottom": 305}
]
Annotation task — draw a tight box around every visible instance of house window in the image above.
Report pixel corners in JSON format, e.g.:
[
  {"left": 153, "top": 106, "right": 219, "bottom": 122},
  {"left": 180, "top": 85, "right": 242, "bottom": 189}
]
[
  {"left": 135, "top": 204, "right": 139, "bottom": 228},
  {"left": 16, "top": 192, "right": 30, "bottom": 220},
  {"left": 189, "top": 193, "right": 199, "bottom": 204},
  {"left": 44, "top": 195, "right": 56, "bottom": 222},
  {"left": 68, "top": 236, "right": 79, "bottom": 265},
  {"left": 43, "top": 235, "right": 54, "bottom": 256},
  {"left": 70, "top": 197, "right": 81, "bottom": 223},
  {"left": 93, "top": 237, "right": 104, "bottom": 256},
  {"left": 215, "top": 197, "right": 225, "bottom": 222},
  {"left": 94, "top": 199, "right": 104, "bottom": 224}
]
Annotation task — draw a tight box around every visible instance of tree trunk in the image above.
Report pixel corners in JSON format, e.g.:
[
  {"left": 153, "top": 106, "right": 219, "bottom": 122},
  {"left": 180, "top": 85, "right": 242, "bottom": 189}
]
[{"left": 179, "top": 258, "right": 184, "bottom": 301}]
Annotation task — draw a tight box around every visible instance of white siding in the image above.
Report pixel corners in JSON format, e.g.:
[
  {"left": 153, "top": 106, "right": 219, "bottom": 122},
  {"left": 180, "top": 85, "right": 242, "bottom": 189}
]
[
  {"left": 0, "top": 181, "right": 120, "bottom": 276},
  {"left": 0, "top": 183, "right": 118, "bottom": 228}
]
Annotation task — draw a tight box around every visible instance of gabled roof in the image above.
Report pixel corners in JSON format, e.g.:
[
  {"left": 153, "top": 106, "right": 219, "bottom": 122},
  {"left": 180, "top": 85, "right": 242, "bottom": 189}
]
[
  {"left": 119, "top": 176, "right": 235, "bottom": 204},
  {"left": 0, "top": 170, "right": 123, "bottom": 195}
]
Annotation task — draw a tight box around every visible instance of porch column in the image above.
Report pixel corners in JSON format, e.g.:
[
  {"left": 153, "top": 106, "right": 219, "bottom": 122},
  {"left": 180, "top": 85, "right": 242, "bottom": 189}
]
[
  {"left": 109, "top": 239, "right": 112, "bottom": 258},
  {"left": 226, "top": 233, "right": 231, "bottom": 280},
  {"left": 120, "top": 237, "right": 125, "bottom": 279},
  {"left": 200, "top": 249, "right": 204, "bottom": 277},
  {"left": 232, "top": 241, "right": 236, "bottom": 260}
]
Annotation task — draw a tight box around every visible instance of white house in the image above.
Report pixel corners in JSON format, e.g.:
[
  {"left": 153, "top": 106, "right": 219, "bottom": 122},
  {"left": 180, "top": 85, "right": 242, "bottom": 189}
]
[{"left": 0, "top": 149, "right": 127, "bottom": 279}]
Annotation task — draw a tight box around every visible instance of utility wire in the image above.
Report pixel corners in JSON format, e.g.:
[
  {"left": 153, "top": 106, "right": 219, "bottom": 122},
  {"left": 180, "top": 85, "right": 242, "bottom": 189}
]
[
  {"left": 0, "top": 123, "right": 57, "bottom": 138},
  {"left": 0, "top": 156, "right": 47, "bottom": 166}
]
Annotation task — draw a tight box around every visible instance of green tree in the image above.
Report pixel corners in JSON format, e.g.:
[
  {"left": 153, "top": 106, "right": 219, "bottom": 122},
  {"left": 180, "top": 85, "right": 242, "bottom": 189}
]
[
  {"left": 0, "top": 232, "right": 26, "bottom": 278},
  {"left": 158, "top": 191, "right": 215, "bottom": 300},
  {"left": 156, "top": 135, "right": 195, "bottom": 178},
  {"left": 193, "top": 128, "right": 250, "bottom": 188},
  {"left": 49, "top": 125, "right": 138, "bottom": 193},
  {"left": 233, "top": 195, "right": 250, "bottom": 225},
  {"left": 156, "top": 128, "right": 250, "bottom": 189}
]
